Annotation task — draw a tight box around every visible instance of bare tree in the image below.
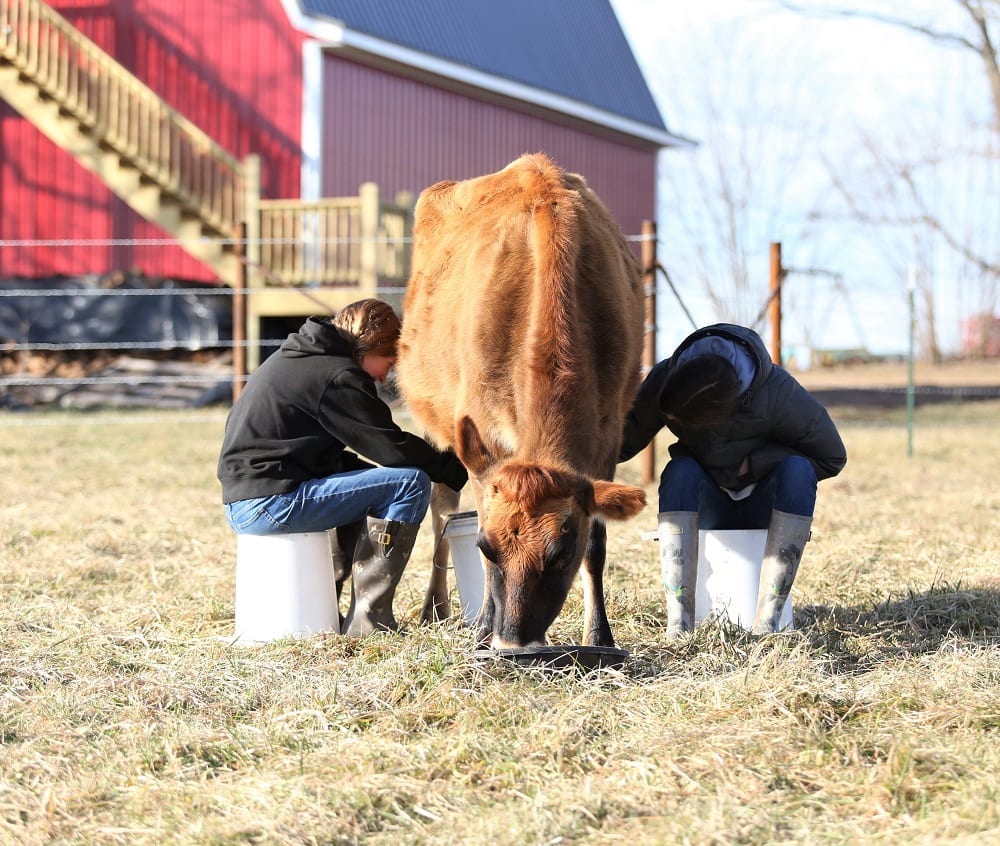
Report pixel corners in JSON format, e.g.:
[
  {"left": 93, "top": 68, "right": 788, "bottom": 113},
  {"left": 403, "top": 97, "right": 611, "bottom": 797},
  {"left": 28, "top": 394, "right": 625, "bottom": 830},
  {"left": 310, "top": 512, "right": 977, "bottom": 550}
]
[
  {"left": 782, "top": 0, "right": 999, "bottom": 128},
  {"left": 642, "top": 9, "right": 832, "bottom": 338},
  {"left": 781, "top": 0, "right": 999, "bottom": 360}
]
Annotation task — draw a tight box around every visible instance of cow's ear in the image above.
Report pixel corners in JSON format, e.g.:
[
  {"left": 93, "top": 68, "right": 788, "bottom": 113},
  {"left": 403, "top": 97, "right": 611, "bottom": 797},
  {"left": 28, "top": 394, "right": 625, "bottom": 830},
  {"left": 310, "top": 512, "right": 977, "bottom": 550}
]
[
  {"left": 455, "top": 416, "right": 495, "bottom": 476},
  {"left": 589, "top": 480, "right": 646, "bottom": 521}
]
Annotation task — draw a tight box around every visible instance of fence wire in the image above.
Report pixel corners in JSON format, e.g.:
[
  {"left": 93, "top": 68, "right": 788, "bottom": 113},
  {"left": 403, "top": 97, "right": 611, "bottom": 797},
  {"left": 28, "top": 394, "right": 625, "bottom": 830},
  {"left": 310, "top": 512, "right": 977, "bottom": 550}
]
[
  {"left": 3, "top": 233, "right": 994, "bottom": 420},
  {"left": 0, "top": 231, "right": 667, "bottom": 398}
]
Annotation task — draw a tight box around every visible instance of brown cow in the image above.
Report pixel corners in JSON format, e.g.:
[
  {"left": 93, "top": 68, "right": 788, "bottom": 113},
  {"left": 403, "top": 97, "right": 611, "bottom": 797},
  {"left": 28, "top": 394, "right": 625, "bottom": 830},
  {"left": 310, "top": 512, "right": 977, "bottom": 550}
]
[{"left": 396, "top": 153, "right": 647, "bottom": 649}]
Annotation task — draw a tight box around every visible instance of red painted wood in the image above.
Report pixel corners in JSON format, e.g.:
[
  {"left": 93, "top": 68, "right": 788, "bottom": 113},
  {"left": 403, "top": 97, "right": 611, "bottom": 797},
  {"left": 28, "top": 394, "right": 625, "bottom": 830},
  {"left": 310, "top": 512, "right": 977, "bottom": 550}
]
[
  {"left": 2, "top": 4, "right": 657, "bottom": 284},
  {"left": 1, "top": 0, "right": 304, "bottom": 281},
  {"left": 320, "top": 55, "right": 657, "bottom": 244}
]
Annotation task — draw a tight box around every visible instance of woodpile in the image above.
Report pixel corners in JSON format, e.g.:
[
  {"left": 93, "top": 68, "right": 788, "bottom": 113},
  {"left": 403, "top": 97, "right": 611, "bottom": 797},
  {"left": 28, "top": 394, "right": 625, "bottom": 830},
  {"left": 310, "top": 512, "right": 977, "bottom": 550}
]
[{"left": 0, "top": 351, "right": 232, "bottom": 410}]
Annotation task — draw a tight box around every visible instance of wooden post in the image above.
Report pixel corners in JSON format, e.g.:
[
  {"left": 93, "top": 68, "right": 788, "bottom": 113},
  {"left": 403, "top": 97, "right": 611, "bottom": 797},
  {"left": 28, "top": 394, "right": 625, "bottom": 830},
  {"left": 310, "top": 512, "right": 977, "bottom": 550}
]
[
  {"left": 359, "top": 182, "right": 380, "bottom": 298},
  {"left": 232, "top": 221, "right": 247, "bottom": 403},
  {"left": 242, "top": 154, "right": 262, "bottom": 370},
  {"left": 395, "top": 189, "right": 415, "bottom": 317},
  {"left": 769, "top": 241, "right": 782, "bottom": 364},
  {"left": 906, "top": 265, "right": 917, "bottom": 458},
  {"left": 640, "top": 220, "right": 657, "bottom": 486}
]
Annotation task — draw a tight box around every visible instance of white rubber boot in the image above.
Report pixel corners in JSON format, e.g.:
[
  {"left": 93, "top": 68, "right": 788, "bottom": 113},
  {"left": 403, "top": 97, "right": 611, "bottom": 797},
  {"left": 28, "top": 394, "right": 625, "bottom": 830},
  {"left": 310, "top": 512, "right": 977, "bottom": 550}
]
[
  {"left": 752, "top": 510, "right": 812, "bottom": 634},
  {"left": 658, "top": 511, "right": 699, "bottom": 639}
]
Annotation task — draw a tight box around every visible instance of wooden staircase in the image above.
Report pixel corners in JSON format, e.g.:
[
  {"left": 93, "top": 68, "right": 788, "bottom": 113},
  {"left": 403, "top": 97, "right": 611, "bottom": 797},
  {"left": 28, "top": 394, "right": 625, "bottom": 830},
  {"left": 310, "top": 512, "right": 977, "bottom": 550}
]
[
  {"left": 1, "top": 0, "right": 414, "bottom": 370},
  {"left": 1, "top": 0, "right": 251, "bottom": 286}
]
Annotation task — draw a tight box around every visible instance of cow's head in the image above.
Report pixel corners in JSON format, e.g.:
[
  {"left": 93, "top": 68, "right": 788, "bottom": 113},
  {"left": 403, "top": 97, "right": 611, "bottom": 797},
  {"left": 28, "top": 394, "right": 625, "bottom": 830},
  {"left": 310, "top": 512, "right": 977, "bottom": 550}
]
[{"left": 455, "top": 416, "right": 646, "bottom": 648}]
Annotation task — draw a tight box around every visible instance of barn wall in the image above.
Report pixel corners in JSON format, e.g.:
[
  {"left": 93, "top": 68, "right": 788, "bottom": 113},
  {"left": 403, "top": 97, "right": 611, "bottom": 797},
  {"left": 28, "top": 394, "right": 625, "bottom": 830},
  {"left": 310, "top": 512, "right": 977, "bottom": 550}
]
[
  {"left": 2, "top": 4, "right": 661, "bottom": 283},
  {"left": 319, "top": 55, "right": 658, "bottom": 243},
  {"left": 0, "top": 0, "right": 304, "bottom": 281}
]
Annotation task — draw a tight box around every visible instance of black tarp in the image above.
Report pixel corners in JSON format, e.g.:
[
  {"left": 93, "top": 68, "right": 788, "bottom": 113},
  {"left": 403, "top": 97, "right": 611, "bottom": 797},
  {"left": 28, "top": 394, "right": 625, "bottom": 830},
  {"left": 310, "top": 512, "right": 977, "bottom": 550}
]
[{"left": 0, "top": 274, "right": 232, "bottom": 348}]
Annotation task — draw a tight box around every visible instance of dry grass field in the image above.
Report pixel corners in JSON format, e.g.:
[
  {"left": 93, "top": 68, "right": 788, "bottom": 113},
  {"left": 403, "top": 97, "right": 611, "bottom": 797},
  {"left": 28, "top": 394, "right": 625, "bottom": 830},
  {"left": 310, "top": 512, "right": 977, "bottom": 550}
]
[
  {"left": 1, "top": 373, "right": 998, "bottom": 845},
  {"left": 793, "top": 357, "right": 999, "bottom": 389}
]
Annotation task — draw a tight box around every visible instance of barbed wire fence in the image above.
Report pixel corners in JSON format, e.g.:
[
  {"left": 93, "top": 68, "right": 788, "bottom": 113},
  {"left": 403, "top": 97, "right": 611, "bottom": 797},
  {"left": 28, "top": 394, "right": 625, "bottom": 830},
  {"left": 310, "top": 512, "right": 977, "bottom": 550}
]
[
  {"left": 0, "top": 231, "right": 672, "bottom": 418},
  {"left": 2, "top": 233, "right": 995, "bottom": 427}
]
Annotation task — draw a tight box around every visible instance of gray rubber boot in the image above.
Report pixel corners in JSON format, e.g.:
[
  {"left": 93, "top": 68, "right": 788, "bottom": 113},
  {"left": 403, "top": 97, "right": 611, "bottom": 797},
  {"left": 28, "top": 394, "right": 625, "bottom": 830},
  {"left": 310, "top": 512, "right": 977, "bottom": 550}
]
[
  {"left": 752, "top": 510, "right": 812, "bottom": 635},
  {"left": 330, "top": 520, "right": 364, "bottom": 623},
  {"left": 343, "top": 516, "right": 421, "bottom": 637},
  {"left": 330, "top": 521, "right": 364, "bottom": 599},
  {"left": 658, "top": 511, "right": 699, "bottom": 639}
]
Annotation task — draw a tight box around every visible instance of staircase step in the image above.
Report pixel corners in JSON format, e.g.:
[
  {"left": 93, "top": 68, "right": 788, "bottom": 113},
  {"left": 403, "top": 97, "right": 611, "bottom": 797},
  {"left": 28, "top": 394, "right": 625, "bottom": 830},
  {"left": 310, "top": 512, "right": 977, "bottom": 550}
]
[
  {"left": 2, "top": 30, "right": 242, "bottom": 288},
  {"left": 177, "top": 217, "right": 208, "bottom": 244}
]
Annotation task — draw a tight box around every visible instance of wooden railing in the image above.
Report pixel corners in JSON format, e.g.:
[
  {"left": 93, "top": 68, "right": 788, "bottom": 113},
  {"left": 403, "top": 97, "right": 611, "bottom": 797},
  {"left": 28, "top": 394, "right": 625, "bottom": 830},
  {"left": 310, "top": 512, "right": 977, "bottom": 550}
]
[
  {"left": 1, "top": 0, "right": 245, "bottom": 235},
  {"left": 256, "top": 184, "right": 413, "bottom": 292}
]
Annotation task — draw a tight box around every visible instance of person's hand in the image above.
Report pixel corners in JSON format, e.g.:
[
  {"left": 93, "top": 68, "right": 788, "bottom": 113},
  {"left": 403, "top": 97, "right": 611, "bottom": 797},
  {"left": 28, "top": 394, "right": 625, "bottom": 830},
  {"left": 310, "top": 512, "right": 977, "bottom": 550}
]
[{"left": 739, "top": 456, "right": 751, "bottom": 477}]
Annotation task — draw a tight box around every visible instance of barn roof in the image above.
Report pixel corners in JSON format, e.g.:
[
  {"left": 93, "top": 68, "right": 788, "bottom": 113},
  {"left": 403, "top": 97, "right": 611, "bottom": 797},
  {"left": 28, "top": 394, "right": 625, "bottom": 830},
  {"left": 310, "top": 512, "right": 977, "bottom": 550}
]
[{"left": 288, "top": 0, "right": 688, "bottom": 147}]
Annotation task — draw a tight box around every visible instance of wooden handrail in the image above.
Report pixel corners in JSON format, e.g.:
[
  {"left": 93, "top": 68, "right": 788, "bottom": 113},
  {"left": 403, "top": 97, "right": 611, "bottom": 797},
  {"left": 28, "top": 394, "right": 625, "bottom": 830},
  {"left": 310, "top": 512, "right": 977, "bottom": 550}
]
[{"left": 1, "top": 0, "right": 244, "bottom": 235}]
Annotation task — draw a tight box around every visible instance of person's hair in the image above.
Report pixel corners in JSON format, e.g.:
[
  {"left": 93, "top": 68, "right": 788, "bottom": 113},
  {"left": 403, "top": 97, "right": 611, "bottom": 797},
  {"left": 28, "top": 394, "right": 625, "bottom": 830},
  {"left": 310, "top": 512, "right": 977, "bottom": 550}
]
[
  {"left": 659, "top": 355, "right": 741, "bottom": 428},
  {"left": 332, "top": 299, "right": 401, "bottom": 362}
]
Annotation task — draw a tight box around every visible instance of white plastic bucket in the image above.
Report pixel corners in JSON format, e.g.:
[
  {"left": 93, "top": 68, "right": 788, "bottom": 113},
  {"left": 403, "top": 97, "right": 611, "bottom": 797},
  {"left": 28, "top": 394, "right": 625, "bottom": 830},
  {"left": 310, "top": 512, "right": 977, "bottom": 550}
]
[
  {"left": 696, "top": 529, "right": 794, "bottom": 631},
  {"left": 234, "top": 531, "right": 339, "bottom": 643},
  {"left": 442, "top": 511, "right": 484, "bottom": 624}
]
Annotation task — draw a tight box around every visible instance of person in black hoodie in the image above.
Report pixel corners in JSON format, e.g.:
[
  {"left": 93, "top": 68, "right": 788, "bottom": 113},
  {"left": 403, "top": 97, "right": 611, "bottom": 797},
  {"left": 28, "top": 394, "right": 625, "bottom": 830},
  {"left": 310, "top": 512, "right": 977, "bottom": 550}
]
[
  {"left": 619, "top": 324, "right": 846, "bottom": 637},
  {"left": 218, "top": 299, "right": 468, "bottom": 636}
]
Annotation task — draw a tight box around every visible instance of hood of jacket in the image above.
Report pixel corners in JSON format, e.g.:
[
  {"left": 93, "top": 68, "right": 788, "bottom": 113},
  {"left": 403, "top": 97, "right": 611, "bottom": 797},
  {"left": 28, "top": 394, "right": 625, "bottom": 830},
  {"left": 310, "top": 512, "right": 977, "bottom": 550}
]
[
  {"left": 279, "top": 316, "right": 355, "bottom": 360},
  {"left": 669, "top": 323, "right": 773, "bottom": 400}
]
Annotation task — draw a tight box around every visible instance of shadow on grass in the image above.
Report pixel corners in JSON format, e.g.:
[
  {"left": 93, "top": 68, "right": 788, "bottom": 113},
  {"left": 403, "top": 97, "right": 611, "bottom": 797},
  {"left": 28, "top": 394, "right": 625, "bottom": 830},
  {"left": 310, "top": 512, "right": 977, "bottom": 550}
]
[
  {"left": 797, "top": 581, "right": 1000, "bottom": 674},
  {"left": 621, "top": 581, "right": 1000, "bottom": 680}
]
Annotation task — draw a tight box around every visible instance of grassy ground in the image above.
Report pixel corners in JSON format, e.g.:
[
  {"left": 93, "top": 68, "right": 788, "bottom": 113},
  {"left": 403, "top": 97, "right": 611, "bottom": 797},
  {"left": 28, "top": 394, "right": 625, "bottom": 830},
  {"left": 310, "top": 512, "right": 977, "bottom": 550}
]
[
  {"left": 0, "top": 393, "right": 998, "bottom": 845},
  {"left": 792, "top": 358, "right": 999, "bottom": 389}
]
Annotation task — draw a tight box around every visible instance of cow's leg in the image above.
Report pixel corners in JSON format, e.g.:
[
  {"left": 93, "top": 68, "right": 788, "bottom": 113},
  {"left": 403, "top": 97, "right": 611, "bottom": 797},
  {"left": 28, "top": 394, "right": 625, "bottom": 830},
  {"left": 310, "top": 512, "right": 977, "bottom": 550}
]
[
  {"left": 464, "top": 478, "right": 495, "bottom": 648},
  {"left": 474, "top": 590, "right": 496, "bottom": 648},
  {"left": 581, "top": 519, "right": 615, "bottom": 647},
  {"left": 420, "top": 482, "right": 462, "bottom": 623}
]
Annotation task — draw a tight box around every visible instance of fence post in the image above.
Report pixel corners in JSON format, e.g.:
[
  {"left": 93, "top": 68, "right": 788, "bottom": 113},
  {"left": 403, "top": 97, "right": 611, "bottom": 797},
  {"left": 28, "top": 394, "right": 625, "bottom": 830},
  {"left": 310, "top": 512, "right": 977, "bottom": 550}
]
[
  {"left": 359, "top": 182, "right": 380, "bottom": 298},
  {"left": 232, "top": 221, "right": 247, "bottom": 403},
  {"left": 243, "top": 154, "right": 262, "bottom": 370},
  {"left": 768, "top": 242, "right": 785, "bottom": 364},
  {"left": 906, "top": 265, "right": 917, "bottom": 457},
  {"left": 769, "top": 242, "right": 782, "bottom": 364},
  {"left": 640, "top": 220, "right": 657, "bottom": 486}
]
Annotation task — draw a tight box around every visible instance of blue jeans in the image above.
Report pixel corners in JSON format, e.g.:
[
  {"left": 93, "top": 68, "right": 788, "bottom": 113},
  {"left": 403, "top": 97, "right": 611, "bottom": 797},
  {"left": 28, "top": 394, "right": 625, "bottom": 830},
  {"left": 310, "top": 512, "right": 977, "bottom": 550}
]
[
  {"left": 658, "top": 455, "right": 816, "bottom": 529},
  {"left": 225, "top": 467, "right": 432, "bottom": 535}
]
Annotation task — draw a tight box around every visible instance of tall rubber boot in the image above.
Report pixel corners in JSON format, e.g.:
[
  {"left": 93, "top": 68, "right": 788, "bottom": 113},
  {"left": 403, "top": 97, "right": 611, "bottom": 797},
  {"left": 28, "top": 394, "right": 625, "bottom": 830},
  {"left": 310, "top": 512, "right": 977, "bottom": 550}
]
[
  {"left": 330, "top": 520, "right": 364, "bottom": 624},
  {"left": 330, "top": 521, "right": 364, "bottom": 600},
  {"left": 343, "top": 515, "right": 420, "bottom": 637},
  {"left": 658, "top": 511, "right": 699, "bottom": 639},
  {"left": 752, "top": 510, "right": 812, "bottom": 635}
]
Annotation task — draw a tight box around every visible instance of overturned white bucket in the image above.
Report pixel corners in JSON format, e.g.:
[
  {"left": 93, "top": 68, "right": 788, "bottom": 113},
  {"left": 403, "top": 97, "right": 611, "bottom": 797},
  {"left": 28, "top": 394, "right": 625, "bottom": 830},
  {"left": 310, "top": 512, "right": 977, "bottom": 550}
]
[
  {"left": 696, "top": 529, "right": 794, "bottom": 631},
  {"left": 442, "top": 511, "right": 484, "bottom": 624},
  {"left": 234, "top": 531, "right": 339, "bottom": 644}
]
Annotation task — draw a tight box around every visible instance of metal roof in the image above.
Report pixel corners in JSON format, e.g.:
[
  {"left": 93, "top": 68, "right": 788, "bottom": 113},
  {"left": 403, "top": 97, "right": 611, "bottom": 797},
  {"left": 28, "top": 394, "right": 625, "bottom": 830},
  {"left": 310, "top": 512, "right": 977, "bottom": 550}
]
[{"left": 295, "top": 0, "right": 671, "bottom": 137}]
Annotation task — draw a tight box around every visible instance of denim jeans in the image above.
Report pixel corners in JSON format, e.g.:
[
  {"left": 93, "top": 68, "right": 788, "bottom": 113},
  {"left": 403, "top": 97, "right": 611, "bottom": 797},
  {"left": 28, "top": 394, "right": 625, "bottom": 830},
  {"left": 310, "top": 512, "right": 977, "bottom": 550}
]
[
  {"left": 658, "top": 455, "right": 817, "bottom": 528},
  {"left": 225, "top": 467, "right": 432, "bottom": 535}
]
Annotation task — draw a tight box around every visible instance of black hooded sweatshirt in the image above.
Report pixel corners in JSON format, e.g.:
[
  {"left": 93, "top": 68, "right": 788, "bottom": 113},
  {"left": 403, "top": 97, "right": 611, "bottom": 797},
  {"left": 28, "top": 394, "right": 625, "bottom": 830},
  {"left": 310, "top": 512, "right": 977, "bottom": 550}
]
[
  {"left": 619, "top": 323, "right": 846, "bottom": 491},
  {"left": 217, "top": 316, "right": 467, "bottom": 503}
]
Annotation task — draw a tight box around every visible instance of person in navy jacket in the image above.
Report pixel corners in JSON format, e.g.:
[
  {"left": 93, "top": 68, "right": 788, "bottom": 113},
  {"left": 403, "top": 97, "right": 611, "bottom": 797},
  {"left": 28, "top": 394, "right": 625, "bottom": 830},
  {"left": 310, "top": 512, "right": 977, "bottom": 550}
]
[{"left": 619, "top": 323, "right": 846, "bottom": 636}]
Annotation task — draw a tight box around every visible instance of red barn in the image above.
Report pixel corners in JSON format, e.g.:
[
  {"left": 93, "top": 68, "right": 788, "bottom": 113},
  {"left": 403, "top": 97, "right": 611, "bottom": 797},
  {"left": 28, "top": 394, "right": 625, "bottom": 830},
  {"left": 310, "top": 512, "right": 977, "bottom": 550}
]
[{"left": 1, "top": 0, "right": 690, "bottom": 362}]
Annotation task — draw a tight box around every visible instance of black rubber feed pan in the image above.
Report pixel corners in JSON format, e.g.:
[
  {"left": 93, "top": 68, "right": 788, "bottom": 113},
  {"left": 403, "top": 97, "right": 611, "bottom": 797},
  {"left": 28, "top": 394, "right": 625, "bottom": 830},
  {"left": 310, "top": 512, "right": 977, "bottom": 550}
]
[{"left": 472, "top": 645, "right": 629, "bottom": 671}]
